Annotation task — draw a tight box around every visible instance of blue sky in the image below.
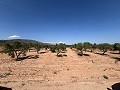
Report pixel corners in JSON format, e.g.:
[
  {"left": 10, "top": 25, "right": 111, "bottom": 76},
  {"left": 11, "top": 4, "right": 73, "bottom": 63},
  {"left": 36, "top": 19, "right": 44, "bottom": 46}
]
[{"left": 0, "top": 0, "right": 120, "bottom": 44}]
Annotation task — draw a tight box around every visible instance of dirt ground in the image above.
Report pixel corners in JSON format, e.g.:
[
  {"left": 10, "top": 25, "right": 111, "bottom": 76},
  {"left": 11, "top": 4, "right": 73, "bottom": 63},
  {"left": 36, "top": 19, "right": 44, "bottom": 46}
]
[{"left": 0, "top": 48, "right": 120, "bottom": 90}]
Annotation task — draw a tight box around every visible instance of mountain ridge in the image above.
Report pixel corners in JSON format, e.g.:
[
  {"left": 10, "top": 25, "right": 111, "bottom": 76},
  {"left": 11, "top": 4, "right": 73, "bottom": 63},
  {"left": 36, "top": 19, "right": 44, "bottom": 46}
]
[{"left": 0, "top": 39, "right": 49, "bottom": 44}]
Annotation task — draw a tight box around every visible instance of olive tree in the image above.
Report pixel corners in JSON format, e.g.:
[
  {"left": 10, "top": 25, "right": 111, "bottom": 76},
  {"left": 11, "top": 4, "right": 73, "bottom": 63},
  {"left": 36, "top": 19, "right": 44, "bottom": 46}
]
[
  {"left": 2, "top": 41, "right": 29, "bottom": 60},
  {"left": 98, "top": 43, "right": 111, "bottom": 55},
  {"left": 28, "top": 42, "right": 35, "bottom": 52},
  {"left": 58, "top": 43, "right": 66, "bottom": 51},
  {"left": 83, "top": 42, "right": 93, "bottom": 52},
  {"left": 92, "top": 43, "right": 97, "bottom": 51},
  {"left": 43, "top": 45, "right": 50, "bottom": 51},
  {"left": 113, "top": 43, "right": 120, "bottom": 54},
  {"left": 50, "top": 43, "right": 66, "bottom": 56},
  {"left": 34, "top": 43, "right": 42, "bottom": 54},
  {"left": 75, "top": 43, "right": 84, "bottom": 56},
  {"left": 50, "top": 45, "right": 56, "bottom": 53}
]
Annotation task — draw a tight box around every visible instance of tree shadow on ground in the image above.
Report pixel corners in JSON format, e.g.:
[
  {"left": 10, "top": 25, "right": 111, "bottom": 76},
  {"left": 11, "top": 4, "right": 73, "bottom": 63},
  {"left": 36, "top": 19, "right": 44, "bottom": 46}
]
[
  {"left": 0, "top": 86, "right": 12, "bottom": 90},
  {"left": 112, "top": 57, "right": 120, "bottom": 60},
  {"left": 61, "top": 51, "right": 66, "bottom": 53},
  {"left": 95, "top": 52, "right": 108, "bottom": 56},
  {"left": 56, "top": 54, "right": 67, "bottom": 57},
  {"left": 107, "top": 82, "right": 120, "bottom": 90},
  {"left": 77, "top": 53, "right": 90, "bottom": 56},
  {"left": 17, "top": 55, "right": 39, "bottom": 61},
  {"left": 84, "top": 54, "right": 90, "bottom": 56},
  {"left": 112, "top": 57, "right": 120, "bottom": 64},
  {"left": 39, "top": 51, "right": 46, "bottom": 54}
]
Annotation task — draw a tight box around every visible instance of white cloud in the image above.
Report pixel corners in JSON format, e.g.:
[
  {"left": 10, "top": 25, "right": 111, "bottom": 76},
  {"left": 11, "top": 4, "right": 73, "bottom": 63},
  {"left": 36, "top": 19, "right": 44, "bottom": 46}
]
[
  {"left": 58, "top": 41, "right": 65, "bottom": 44},
  {"left": 44, "top": 41, "right": 66, "bottom": 44},
  {"left": 8, "top": 35, "right": 20, "bottom": 39}
]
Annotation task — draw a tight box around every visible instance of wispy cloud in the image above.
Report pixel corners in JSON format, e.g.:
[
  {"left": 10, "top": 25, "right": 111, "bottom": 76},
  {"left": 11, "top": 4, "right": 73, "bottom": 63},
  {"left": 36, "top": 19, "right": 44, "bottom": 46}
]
[{"left": 8, "top": 35, "right": 20, "bottom": 39}]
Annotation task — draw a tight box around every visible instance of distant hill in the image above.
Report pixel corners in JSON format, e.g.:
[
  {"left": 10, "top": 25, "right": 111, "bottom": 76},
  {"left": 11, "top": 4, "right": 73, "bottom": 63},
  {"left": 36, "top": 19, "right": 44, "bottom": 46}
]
[{"left": 0, "top": 39, "right": 49, "bottom": 45}]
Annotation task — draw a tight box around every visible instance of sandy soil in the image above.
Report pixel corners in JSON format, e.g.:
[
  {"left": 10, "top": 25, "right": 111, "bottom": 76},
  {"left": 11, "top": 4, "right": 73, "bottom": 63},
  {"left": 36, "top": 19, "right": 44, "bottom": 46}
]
[{"left": 0, "top": 48, "right": 120, "bottom": 90}]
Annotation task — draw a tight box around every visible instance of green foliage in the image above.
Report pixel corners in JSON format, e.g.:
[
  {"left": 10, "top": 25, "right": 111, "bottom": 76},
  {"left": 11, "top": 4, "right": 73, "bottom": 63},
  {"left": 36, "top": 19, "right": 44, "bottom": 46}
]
[
  {"left": 58, "top": 43, "right": 66, "bottom": 51},
  {"left": 27, "top": 42, "right": 35, "bottom": 51},
  {"left": 98, "top": 43, "right": 111, "bottom": 55},
  {"left": 50, "top": 43, "right": 66, "bottom": 56},
  {"left": 50, "top": 45, "right": 56, "bottom": 53},
  {"left": 44, "top": 45, "right": 48, "bottom": 50},
  {"left": 74, "top": 42, "right": 110, "bottom": 56},
  {"left": 92, "top": 43, "right": 97, "bottom": 50},
  {"left": 2, "top": 41, "right": 29, "bottom": 60},
  {"left": 74, "top": 42, "right": 93, "bottom": 51},
  {"left": 76, "top": 43, "right": 83, "bottom": 50},
  {"left": 72, "top": 44, "right": 77, "bottom": 48},
  {"left": 83, "top": 42, "right": 93, "bottom": 51},
  {"left": 34, "top": 43, "right": 42, "bottom": 53},
  {"left": 75, "top": 43, "right": 84, "bottom": 56},
  {"left": 113, "top": 43, "right": 120, "bottom": 53}
]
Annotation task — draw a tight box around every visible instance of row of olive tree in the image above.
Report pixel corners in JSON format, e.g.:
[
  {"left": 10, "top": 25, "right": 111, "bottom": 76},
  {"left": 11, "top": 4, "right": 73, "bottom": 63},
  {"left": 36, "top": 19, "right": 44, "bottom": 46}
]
[
  {"left": 72, "top": 42, "right": 96, "bottom": 56},
  {"left": 72, "top": 42, "right": 120, "bottom": 56},
  {"left": 97, "top": 43, "right": 112, "bottom": 55},
  {"left": 0, "top": 41, "right": 120, "bottom": 60},
  {"left": 0, "top": 41, "right": 67, "bottom": 60},
  {"left": 0, "top": 41, "right": 51, "bottom": 60}
]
